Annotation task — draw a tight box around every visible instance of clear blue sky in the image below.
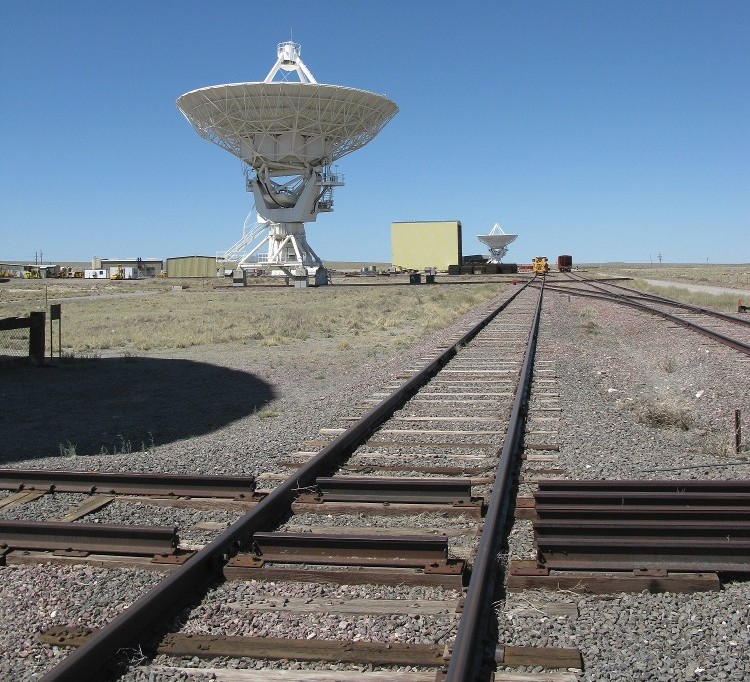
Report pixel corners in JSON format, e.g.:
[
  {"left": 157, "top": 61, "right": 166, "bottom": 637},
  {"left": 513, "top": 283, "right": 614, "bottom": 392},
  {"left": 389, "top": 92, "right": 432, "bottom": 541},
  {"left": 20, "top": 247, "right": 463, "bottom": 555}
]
[{"left": 2, "top": 1, "right": 748, "bottom": 264}]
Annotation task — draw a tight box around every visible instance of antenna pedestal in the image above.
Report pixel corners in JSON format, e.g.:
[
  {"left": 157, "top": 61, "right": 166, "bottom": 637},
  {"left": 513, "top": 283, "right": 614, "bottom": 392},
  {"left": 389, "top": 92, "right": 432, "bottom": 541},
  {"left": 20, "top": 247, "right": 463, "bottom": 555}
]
[{"left": 266, "top": 221, "right": 322, "bottom": 268}]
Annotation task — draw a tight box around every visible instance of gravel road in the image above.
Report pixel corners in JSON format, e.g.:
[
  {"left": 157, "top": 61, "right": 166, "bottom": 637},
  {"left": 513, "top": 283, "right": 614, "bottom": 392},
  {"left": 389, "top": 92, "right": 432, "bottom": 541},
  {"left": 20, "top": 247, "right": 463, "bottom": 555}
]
[{"left": 642, "top": 279, "right": 750, "bottom": 299}]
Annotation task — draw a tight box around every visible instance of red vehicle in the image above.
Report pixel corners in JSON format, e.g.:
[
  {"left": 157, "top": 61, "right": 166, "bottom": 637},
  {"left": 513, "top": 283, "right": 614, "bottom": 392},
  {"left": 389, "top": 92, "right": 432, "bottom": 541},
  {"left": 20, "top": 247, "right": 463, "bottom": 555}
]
[{"left": 557, "top": 255, "right": 573, "bottom": 272}]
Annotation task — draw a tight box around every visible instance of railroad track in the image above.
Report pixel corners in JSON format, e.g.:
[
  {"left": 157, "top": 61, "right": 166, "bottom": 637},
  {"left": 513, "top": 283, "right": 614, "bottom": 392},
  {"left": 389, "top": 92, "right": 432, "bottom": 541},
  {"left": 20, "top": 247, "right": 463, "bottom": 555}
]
[
  {"left": 543, "top": 272, "right": 750, "bottom": 355},
  {"left": 19, "top": 281, "right": 549, "bottom": 681},
  {"left": 0, "top": 470, "right": 260, "bottom": 568},
  {"left": 495, "top": 277, "right": 750, "bottom": 681},
  {"left": 9, "top": 274, "right": 750, "bottom": 681}
]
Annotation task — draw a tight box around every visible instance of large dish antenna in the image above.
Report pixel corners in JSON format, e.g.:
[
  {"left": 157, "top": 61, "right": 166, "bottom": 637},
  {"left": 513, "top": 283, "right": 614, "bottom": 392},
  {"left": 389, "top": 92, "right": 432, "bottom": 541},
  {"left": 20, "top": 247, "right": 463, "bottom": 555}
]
[
  {"left": 177, "top": 41, "right": 398, "bottom": 277},
  {"left": 477, "top": 223, "right": 517, "bottom": 263}
]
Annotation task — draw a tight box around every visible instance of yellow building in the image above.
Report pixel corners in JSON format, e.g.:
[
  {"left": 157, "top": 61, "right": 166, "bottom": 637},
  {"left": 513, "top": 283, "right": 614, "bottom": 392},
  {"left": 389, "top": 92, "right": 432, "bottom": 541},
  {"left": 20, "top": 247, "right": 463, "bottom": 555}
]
[
  {"left": 391, "top": 221, "right": 462, "bottom": 271},
  {"left": 166, "top": 256, "right": 219, "bottom": 278}
]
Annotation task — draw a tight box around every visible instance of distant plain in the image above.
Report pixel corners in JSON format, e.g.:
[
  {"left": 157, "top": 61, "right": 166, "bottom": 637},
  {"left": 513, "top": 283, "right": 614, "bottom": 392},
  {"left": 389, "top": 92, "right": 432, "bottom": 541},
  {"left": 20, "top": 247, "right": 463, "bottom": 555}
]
[{"left": 2, "top": 263, "right": 748, "bottom": 355}]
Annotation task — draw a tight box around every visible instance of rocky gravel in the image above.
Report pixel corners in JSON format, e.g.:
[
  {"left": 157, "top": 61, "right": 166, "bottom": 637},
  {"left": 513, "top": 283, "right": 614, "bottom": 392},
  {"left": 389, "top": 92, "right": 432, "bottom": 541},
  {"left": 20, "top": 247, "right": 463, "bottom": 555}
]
[
  {"left": 4, "top": 281, "right": 749, "bottom": 681},
  {"left": 500, "top": 287, "right": 750, "bottom": 682},
  {"left": 0, "top": 492, "right": 88, "bottom": 520},
  {"left": 0, "top": 286, "right": 515, "bottom": 681},
  {"left": 0, "top": 564, "right": 163, "bottom": 681}
]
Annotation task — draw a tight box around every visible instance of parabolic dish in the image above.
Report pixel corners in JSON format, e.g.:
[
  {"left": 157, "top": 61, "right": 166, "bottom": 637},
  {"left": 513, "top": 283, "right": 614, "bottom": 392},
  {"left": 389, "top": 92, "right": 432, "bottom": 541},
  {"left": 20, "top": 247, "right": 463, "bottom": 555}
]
[
  {"left": 176, "top": 82, "right": 398, "bottom": 172},
  {"left": 477, "top": 234, "right": 518, "bottom": 249}
]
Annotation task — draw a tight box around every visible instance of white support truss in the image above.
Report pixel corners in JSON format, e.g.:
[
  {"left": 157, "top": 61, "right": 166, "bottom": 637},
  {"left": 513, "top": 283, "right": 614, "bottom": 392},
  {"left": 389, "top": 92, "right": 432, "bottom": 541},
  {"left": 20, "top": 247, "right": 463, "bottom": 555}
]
[{"left": 218, "top": 206, "right": 269, "bottom": 263}]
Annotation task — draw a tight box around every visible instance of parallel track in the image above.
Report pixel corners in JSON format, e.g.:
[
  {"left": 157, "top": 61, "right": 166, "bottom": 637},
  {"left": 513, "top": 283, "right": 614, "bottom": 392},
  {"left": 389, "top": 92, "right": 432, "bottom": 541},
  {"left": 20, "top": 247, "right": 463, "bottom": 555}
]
[{"left": 543, "top": 272, "right": 750, "bottom": 355}]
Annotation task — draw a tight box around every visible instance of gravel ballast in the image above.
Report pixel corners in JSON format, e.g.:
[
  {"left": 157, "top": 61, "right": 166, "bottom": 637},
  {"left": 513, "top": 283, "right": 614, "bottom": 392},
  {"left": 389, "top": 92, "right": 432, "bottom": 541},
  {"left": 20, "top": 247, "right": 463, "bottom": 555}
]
[
  {"left": 0, "top": 286, "right": 515, "bottom": 681},
  {"left": 3, "top": 281, "right": 749, "bottom": 681},
  {"left": 500, "top": 287, "right": 750, "bottom": 682}
]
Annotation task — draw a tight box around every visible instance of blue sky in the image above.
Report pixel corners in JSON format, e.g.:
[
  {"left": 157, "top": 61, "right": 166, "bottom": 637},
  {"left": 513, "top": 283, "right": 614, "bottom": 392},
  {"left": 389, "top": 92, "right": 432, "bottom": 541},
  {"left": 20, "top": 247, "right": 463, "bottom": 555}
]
[{"left": 1, "top": 1, "right": 748, "bottom": 264}]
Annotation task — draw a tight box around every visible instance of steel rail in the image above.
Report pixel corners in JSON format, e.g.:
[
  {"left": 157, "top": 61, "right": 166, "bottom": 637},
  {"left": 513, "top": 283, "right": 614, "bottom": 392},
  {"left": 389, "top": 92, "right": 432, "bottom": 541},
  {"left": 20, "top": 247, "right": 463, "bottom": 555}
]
[
  {"left": 310, "top": 476, "right": 475, "bottom": 504},
  {"left": 540, "top": 282, "right": 750, "bottom": 356},
  {"left": 537, "top": 479, "right": 750, "bottom": 492},
  {"left": 533, "top": 478, "right": 750, "bottom": 573},
  {"left": 444, "top": 280, "right": 545, "bottom": 682},
  {"left": 0, "top": 469, "right": 257, "bottom": 499},
  {"left": 40, "top": 281, "right": 534, "bottom": 682},
  {"left": 0, "top": 519, "right": 177, "bottom": 556},
  {"left": 251, "top": 531, "right": 451, "bottom": 567}
]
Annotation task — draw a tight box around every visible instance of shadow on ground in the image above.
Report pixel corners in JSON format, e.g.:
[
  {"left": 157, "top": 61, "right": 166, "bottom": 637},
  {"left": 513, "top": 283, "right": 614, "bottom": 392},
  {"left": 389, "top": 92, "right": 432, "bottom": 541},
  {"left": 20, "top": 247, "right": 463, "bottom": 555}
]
[{"left": 0, "top": 356, "right": 275, "bottom": 462}]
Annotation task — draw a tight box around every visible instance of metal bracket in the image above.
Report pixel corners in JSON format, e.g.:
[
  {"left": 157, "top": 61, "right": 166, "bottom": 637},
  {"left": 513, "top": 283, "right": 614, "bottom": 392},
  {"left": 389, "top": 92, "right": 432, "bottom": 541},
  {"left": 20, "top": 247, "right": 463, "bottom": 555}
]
[
  {"left": 509, "top": 561, "right": 549, "bottom": 576},
  {"left": 423, "top": 559, "right": 464, "bottom": 575},
  {"left": 153, "top": 551, "right": 195, "bottom": 565},
  {"left": 633, "top": 567, "right": 667, "bottom": 577},
  {"left": 451, "top": 498, "right": 483, "bottom": 509},
  {"left": 52, "top": 549, "right": 90, "bottom": 557},
  {"left": 38, "top": 626, "right": 94, "bottom": 646},
  {"left": 233, "top": 491, "right": 266, "bottom": 502},
  {"left": 295, "top": 493, "right": 323, "bottom": 504}
]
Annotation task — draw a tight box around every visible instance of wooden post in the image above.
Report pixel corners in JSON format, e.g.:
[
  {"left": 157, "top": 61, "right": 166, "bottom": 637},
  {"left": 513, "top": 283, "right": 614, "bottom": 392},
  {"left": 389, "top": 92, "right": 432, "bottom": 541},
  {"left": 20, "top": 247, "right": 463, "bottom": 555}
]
[
  {"left": 28, "top": 311, "right": 46, "bottom": 366},
  {"left": 735, "top": 409, "right": 742, "bottom": 454},
  {"left": 50, "top": 304, "right": 62, "bottom": 360}
]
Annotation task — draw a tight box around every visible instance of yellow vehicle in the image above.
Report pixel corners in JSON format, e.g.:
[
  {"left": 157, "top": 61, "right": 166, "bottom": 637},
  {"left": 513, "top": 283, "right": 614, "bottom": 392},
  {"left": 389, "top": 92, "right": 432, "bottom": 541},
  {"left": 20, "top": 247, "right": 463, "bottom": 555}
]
[
  {"left": 532, "top": 256, "right": 549, "bottom": 275},
  {"left": 110, "top": 266, "right": 124, "bottom": 280}
]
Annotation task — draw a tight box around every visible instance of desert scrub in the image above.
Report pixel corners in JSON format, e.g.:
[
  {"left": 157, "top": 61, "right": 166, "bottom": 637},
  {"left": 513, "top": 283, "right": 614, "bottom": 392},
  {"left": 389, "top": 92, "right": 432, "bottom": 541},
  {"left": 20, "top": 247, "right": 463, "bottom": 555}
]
[
  {"left": 624, "top": 280, "right": 742, "bottom": 313},
  {"left": 578, "top": 308, "right": 601, "bottom": 335},
  {"left": 628, "top": 397, "right": 694, "bottom": 430},
  {"left": 602, "top": 264, "right": 750, "bottom": 290},
  {"left": 32, "top": 283, "right": 505, "bottom": 354}
]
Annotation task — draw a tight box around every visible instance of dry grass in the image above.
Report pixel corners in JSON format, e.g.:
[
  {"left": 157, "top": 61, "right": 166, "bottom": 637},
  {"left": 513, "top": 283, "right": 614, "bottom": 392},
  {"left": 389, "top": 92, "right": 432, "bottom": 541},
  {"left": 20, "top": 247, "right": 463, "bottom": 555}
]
[
  {"left": 1, "top": 281, "right": 504, "bottom": 354},
  {"left": 601, "top": 263, "right": 750, "bottom": 289},
  {"left": 577, "top": 308, "right": 601, "bottom": 335},
  {"left": 620, "top": 280, "right": 742, "bottom": 312},
  {"left": 629, "top": 397, "right": 694, "bottom": 431}
]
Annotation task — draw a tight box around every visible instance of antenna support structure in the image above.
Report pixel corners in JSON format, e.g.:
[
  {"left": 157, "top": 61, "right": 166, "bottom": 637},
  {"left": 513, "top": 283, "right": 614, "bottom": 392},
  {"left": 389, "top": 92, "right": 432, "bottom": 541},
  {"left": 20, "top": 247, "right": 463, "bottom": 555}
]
[{"left": 177, "top": 41, "right": 398, "bottom": 281}]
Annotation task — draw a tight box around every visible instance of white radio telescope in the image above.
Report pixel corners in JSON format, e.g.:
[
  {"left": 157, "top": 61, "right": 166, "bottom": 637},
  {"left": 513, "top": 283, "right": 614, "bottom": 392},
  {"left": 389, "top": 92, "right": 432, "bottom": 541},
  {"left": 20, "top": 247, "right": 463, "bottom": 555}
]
[
  {"left": 177, "top": 41, "right": 398, "bottom": 278},
  {"left": 478, "top": 223, "right": 517, "bottom": 263}
]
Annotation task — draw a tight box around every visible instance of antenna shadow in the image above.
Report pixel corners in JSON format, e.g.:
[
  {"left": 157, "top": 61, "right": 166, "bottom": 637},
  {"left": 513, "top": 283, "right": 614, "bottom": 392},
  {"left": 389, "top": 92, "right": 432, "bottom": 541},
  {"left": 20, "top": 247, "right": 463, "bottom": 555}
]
[{"left": 0, "top": 356, "right": 276, "bottom": 462}]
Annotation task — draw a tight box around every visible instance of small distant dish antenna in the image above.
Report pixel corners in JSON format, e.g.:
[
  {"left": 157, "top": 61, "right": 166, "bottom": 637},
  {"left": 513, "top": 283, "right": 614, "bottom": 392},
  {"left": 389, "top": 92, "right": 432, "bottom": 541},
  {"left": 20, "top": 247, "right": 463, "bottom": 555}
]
[
  {"left": 477, "top": 223, "right": 517, "bottom": 263},
  {"left": 177, "top": 41, "right": 398, "bottom": 277}
]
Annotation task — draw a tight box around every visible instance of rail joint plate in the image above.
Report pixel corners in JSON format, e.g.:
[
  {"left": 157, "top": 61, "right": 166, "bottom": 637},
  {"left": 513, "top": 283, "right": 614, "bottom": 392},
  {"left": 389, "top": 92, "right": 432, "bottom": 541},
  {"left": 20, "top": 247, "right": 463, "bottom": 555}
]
[{"left": 423, "top": 559, "right": 465, "bottom": 575}]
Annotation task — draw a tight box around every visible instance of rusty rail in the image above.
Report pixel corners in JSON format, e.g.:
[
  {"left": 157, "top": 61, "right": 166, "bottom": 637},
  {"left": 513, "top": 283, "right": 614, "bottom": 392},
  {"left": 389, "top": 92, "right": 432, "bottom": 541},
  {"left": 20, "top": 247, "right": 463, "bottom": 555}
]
[
  {"left": 542, "top": 280, "right": 750, "bottom": 355},
  {"left": 560, "top": 272, "right": 750, "bottom": 327},
  {"left": 533, "top": 479, "right": 750, "bottom": 573},
  {"left": 302, "top": 475, "right": 477, "bottom": 505},
  {"left": 0, "top": 520, "right": 177, "bottom": 556},
  {"left": 444, "top": 280, "right": 545, "bottom": 682},
  {"left": 0, "top": 469, "right": 257, "bottom": 499},
  {"left": 251, "top": 531, "right": 453, "bottom": 568}
]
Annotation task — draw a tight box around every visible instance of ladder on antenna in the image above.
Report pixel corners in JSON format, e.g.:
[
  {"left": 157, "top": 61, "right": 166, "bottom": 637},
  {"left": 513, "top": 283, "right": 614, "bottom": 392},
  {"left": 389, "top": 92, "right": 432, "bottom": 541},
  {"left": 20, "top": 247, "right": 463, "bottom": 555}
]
[{"left": 220, "top": 206, "right": 268, "bottom": 262}]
